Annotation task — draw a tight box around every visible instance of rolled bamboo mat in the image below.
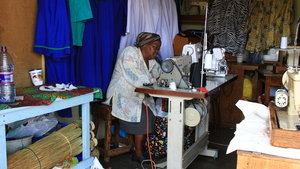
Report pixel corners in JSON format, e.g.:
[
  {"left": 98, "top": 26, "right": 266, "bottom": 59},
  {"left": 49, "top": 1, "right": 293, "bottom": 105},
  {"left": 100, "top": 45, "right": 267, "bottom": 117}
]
[{"left": 7, "top": 119, "right": 97, "bottom": 169}]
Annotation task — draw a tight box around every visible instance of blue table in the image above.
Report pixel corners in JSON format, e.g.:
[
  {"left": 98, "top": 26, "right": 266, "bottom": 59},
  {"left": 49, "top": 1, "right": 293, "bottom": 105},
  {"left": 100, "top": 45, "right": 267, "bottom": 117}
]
[{"left": 0, "top": 87, "right": 100, "bottom": 169}]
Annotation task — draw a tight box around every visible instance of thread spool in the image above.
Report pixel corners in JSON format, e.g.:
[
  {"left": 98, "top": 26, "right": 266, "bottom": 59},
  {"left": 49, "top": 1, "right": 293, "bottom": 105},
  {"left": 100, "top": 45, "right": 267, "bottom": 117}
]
[{"left": 280, "top": 36, "right": 288, "bottom": 49}]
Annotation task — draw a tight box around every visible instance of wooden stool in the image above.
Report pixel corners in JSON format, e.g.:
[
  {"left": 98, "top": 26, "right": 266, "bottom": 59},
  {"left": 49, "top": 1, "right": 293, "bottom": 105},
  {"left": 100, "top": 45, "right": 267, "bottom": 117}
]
[{"left": 91, "top": 102, "right": 133, "bottom": 162}]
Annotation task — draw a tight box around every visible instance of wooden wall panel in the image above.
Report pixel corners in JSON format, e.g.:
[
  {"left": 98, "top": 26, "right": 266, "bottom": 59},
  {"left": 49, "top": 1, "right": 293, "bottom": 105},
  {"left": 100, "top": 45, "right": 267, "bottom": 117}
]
[{"left": 0, "top": 0, "right": 41, "bottom": 88}]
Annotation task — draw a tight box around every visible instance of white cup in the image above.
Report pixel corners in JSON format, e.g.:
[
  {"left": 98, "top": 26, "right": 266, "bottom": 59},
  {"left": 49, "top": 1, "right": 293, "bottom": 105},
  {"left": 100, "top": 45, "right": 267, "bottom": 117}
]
[
  {"left": 237, "top": 53, "right": 243, "bottom": 63},
  {"left": 29, "top": 68, "right": 43, "bottom": 86}
]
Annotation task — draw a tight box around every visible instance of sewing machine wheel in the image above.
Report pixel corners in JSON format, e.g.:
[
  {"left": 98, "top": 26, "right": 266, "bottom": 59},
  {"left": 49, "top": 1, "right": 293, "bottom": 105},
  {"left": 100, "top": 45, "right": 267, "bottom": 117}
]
[
  {"left": 161, "top": 59, "right": 174, "bottom": 73},
  {"left": 275, "top": 89, "right": 288, "bottom": 108}
]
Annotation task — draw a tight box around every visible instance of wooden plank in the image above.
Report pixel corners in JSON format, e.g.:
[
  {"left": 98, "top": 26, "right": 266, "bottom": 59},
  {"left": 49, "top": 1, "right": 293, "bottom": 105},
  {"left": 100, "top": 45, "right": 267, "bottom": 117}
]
[
  {"left": 180, "top": 15, "right": 205, "bottom": 23},
  {"left": 273, "top": 66, "right": 287, "bottom": 74},
  {"left": 237, "top": 150, "right": 300, "bottom": 169}
]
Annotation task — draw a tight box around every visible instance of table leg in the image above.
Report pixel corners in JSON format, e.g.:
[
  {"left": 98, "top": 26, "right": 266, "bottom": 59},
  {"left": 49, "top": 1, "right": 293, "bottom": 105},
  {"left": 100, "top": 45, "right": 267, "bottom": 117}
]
[
  {"left": 264, "top": 77, "right": 271, "bottom": 106},
  {"left": 252, "top": 71, "right": 259, "bottom": 102},
  {"left": 167, "top": 97, "right": 185, "bottom": 168},
  {"left": 81, "top": 102, "right": 91, "bottom": 162},
  {"left": 0, "top": 124, "right": 7, "bottom": 169}
]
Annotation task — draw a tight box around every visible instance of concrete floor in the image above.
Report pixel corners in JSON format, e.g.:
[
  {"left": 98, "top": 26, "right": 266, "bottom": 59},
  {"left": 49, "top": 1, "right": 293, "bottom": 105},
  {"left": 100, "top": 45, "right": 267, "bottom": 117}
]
[{"left": 98, "top": 127, "right": 237, "bottom": 169}]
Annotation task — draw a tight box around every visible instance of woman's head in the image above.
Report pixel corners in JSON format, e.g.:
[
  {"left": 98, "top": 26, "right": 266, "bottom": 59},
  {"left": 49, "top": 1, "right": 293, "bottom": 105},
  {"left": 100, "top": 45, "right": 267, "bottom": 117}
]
[
  {"left": 134, "top": 32, "right": 161, "bottom": 61},
  {"left": 134, "top": 32, "right": 161, "bottom": 48}
]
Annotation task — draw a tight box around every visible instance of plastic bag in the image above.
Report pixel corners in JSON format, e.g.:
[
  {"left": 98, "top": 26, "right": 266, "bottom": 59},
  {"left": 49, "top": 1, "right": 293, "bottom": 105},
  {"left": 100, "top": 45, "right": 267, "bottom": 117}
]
[{"left": 6, "top": 113, "right": 58, "bottom": 139}]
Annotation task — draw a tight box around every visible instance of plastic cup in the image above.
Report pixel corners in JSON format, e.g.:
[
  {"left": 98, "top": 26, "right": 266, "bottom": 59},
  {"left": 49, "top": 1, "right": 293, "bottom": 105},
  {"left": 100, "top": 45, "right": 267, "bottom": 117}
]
[
  {"left": 29, "top": 68, "right": 43, "bottom": 86},
  {"left": 237, "top": 53, "right": 243, "bottom": 63}
]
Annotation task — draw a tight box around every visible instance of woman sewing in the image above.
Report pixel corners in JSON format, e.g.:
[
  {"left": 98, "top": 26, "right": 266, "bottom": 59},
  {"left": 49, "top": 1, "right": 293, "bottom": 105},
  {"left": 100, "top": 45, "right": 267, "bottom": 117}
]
[{"left": 104, "top": 32, "right": 161, "bottom": 163}]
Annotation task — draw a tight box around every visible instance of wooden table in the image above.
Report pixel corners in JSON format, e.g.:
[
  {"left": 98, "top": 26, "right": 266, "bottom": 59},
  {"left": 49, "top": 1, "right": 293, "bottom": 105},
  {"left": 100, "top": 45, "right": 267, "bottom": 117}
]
[
  {"left": 218, "top": 62, "right": 262, "bottom": 128},
  {"left": 253, "top": 69, "right": 283, "bottom": 106},
  {"left": 237, "top": 150, "right": 300, "bottom": 169}
]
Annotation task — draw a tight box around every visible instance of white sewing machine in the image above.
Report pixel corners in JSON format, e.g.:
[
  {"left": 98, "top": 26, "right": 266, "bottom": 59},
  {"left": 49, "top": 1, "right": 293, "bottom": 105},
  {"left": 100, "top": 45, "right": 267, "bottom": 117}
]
[
  {"left": 182, "top": 43, "right": 202, "bottom": 63},
  {"left": 263, "top": 48, "right": 279, "bottom": 62},
  {"left": 203, "top": 48, "right": 228, "bottom": 77},
  {"left": 276, "top": 67, "right": 300, "bottom": 130}
]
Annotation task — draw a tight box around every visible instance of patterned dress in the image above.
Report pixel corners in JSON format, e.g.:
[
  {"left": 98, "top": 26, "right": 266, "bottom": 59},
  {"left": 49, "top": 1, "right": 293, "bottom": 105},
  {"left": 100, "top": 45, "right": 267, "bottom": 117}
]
[
  {"left": 104, "top": 46, "right": 161, "bottom": 122},
  {"left": 207, "top": 0, "right": 250, "bottom": 56},
  {"left": 244, "top": 0, "right": 294, "bottom": 53}
]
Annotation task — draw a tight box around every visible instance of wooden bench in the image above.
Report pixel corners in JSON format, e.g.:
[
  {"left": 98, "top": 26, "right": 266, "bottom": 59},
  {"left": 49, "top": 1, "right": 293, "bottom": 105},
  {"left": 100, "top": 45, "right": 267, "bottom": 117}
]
[{"left": 91, "top": 102, "right": 133, "bottom": 162}]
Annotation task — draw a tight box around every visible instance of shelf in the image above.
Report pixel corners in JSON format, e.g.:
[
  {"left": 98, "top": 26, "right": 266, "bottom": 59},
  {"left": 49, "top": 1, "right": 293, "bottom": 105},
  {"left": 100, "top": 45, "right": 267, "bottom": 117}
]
[
  {"left": 180, "top": 15, "right": 205, "bottom": 23},
  {"left": 1, "top": 91, "right": 96, "bottom": 169}
]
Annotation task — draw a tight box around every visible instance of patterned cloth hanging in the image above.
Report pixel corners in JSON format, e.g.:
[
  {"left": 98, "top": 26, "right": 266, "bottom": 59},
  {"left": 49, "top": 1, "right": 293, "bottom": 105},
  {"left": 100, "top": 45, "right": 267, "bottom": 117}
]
[
  {"left": 244, "top": 0, "right": 294, "bottom": 53},
  {"left": 207, "top": 0, "right": 251, "bottom": 56}
]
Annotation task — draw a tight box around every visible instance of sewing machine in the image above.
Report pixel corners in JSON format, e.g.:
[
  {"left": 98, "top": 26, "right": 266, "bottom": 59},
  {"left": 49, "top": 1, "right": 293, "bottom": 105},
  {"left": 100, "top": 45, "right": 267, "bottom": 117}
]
[
  {"left": 263, "top": 48, "right": 279, "bottom": 62},
  {"left": 276, "top": 67, "right": 300, "bottom": 130},
  {"left": 158, "top": 55, "right": 192, "bottom": 89},
  {"left": 286, "top": 69, "right": 300, "bottom": 116},
  {"left": 204, "top": 48, "right": 228, "bottom": 77},
  {"left": 158, "top": 46, "right": 230, "bottom": 89},
  {"left": 182, "top": 43, "right": 202, "bottom": 63}
]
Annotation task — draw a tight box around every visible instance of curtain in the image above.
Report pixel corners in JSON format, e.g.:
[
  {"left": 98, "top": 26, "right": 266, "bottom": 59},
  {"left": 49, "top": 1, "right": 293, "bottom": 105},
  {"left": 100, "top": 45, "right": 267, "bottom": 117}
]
[{"left": 118, "top": 0, "right": 179, "bottom": 61}]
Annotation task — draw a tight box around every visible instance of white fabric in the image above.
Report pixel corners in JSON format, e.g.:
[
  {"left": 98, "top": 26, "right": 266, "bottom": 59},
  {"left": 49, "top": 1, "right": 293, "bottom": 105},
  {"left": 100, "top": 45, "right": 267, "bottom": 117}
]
[
  {"left": 118, "top": 0, "right": 179, "bottom": 61},
  {"left": 90, "top": 157, "right": 104, "bottom": 169},
  {"left": 39, "top": 83, "right": 77, "bottom": 91},
  {"left": 227, "top": 100, "right": 300, "bottom": 160}
]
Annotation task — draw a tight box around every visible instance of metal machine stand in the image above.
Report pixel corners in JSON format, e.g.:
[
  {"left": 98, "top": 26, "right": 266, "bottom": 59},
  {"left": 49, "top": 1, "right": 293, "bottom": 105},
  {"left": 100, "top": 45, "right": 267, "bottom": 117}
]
[
  {"left": 147, "top": 95, "right": 217, "bottom": 169},
  {"left": 135, "top": 75, "right": 237, "bottom": 168}
]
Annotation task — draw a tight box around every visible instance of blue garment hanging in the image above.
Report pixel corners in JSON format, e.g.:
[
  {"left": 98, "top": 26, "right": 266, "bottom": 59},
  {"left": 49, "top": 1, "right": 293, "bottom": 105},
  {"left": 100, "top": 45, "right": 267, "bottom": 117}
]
[
  {"left": 75, "top": 0, "right": 127, "bottom": 96},
  {"left": 74, "top": 0, "right": 100, "bottom": 88},
  {"left": 34, "top": 0, "right": 74, "bottom": 84},
  {"left": 34, "top": 0, "right": 127, "bottom": 117},
  {"left": 98, "top": 0, "right": 127, "bottom": 95},
  {"left": 34, "top": 0, "right": 74, "bottom": 117},
  {"left": 34, "top": 0, "right": 72, "bottom": 61}
]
